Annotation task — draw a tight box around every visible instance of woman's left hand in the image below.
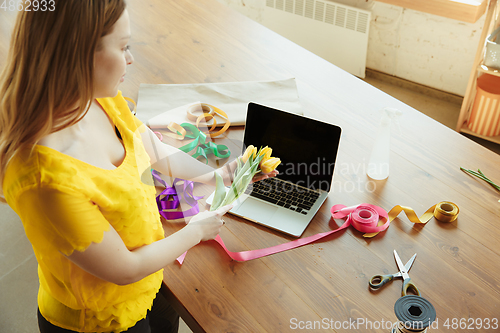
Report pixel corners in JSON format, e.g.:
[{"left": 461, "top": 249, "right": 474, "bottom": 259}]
[
  {"left": 217, "top": 158, "right": 279, "bottom": 186},
  {"left": 251, "top": 169, "right": 279, "bottom": 183}
]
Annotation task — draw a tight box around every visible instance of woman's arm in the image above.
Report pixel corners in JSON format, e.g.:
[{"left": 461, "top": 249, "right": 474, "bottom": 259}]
[
  {"left": 67, "top": 205, "right": 232, "bottom": 285},
  {"left": 18, "top": 186, "right": 232, "bottom": 286}
]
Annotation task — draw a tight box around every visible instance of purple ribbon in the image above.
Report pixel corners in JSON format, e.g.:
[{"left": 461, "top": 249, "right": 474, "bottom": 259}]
[{"left": 152, "top": 170, "right": 203, "bottom": 220}]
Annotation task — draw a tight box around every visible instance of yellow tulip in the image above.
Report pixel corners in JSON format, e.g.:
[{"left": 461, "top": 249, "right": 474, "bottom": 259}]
[
  {"left": 211, "top": 144, "right": 281, "bottom": 210},
  {"left": 258, "top": 146, "right": 273, "bottom": 160},
  {"left": 260, "top": 157, "right": 281, "bottom": 173},
  {"left": 241, "top": 145, "right": 257, "bottom": 163}
]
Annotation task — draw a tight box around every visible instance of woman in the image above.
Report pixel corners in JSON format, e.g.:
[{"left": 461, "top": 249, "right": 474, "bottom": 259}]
[{"left": 0, "top": 1, "right": 275, "bottom": 332}]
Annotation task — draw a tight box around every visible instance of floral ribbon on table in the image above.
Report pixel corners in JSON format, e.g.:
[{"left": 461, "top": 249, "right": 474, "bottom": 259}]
[
  {"left": 155, "top": 103, "right": 231, "bottom": 164},
  {"left": 128, "top": 97, "right": 230, "bottom": 162},
  {"left": 175, "top": 201, "right": 460, "bottom": 265},
  {"left": 152, "top": 170, "right": 203, "bottom": 220}
]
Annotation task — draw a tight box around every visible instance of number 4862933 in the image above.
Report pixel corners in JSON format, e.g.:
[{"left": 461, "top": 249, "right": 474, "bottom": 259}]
[{"left": 1, "top": 0, "right": 56, "bottom": 11}]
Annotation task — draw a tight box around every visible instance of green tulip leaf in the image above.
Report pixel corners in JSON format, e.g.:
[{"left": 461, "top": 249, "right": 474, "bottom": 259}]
[{"left": 210, "top": 171, "right": 226, "bottom": 211}]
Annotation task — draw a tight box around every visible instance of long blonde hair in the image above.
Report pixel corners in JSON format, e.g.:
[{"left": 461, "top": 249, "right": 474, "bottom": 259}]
[{"left": 0, "top": 0, "right": 126, "bottom": 202}]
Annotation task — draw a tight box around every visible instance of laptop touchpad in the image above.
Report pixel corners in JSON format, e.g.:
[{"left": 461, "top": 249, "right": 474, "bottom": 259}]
[{"left": 234, "top": 200, "right": 277, "bottom": 223}]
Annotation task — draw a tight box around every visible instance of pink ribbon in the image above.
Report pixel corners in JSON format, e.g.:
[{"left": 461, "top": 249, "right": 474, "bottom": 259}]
[{"left": 176, "top": 203, "right": 391, "bottom": 264}]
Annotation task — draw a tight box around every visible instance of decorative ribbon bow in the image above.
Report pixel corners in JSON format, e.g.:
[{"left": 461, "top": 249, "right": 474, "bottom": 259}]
[
  {"left": 176, "top": 123, "right": 230, "bottom": 163},
  {"left": 152, "top": 170, "right": 203, "bottom": 220}
]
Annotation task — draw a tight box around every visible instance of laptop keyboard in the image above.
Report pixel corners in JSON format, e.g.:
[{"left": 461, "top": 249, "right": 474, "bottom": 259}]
[{"left": 244, "top": 177, "right": 320, "bottom": 215}]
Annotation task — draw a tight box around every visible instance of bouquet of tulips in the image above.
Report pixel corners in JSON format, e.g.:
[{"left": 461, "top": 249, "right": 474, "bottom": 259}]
[{"left": 210, "top": 145, "right": 281, "bottom": 211}]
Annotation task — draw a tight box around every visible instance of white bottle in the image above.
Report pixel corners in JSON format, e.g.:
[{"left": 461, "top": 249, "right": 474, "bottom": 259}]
[{"left": 366, "top": 107, "right": 402, "bottom": 180}]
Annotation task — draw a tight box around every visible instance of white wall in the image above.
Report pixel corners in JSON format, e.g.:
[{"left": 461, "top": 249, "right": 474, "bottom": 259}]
[{"left": 216, "top": 0, "right": 486, "bottom": 96}]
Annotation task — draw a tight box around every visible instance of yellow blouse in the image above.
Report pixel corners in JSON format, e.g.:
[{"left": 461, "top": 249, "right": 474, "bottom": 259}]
[{"left": 3, "top": 92, "right": 164, "bottom": 332}]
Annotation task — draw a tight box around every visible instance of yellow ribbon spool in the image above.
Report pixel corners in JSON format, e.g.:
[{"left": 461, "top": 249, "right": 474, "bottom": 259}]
[
  {"left": 154, "top": 103, "right": 231, "bottom": 141},
  {"left": 387, "top": 201, "right": 459, "bottom": 224},
  {"left": 430, "top": 201, "right": 460, "bottom": 222},
  {"left": 186, "top": 103, "right": 215, "bottom": 122},
  {"left": 124, "top": 99, "right": 230, "bottom": 139},
  {"left": 363, "top": 201, "right": 459, "bottom": 238},
  {"left": 186, "top": 103, "right": 231, "bottom": 138}
]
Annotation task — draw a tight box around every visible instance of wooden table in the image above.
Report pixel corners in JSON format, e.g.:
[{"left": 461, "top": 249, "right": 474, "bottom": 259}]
[{"left": 2, "top": 1, "right": 500, "bottom": 332}]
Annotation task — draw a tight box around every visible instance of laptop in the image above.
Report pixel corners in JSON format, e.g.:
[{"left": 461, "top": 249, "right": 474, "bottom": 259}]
[{"left": 208, "top": 102, "right": 342, "bottom": 237}]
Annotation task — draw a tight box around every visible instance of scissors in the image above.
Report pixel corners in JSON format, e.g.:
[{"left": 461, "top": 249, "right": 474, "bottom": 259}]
[{"left": 369, "top": 250, "right": 421, "bottom": 296}]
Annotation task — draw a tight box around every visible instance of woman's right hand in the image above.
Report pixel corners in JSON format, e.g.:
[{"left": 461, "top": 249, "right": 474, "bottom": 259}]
[{"left": 185, "top": 205, "right": 233, "bottom": 242}]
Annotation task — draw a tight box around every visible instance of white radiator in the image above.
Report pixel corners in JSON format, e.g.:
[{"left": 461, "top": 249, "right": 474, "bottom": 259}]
[{"left": 262, "top": 0, "right": 371, "bottom": 78}]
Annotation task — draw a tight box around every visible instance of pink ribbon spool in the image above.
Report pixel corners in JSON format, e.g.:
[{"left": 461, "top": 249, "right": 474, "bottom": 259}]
[
  {"left": 351, "top": 206, "right": 388, "bottom": 233},
  {"left": 331, "top": 204, "right": 390, "bottom": 234}
]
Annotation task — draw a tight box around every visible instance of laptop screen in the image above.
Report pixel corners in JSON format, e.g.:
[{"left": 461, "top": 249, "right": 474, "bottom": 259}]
[{"left": 243, "top": 103, "right": 342, "bottom": 192}]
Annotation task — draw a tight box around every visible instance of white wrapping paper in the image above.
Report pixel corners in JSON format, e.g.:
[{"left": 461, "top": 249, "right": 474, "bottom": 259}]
[{"left": 136, "top": 78, "right": 302, "bottom": 127}]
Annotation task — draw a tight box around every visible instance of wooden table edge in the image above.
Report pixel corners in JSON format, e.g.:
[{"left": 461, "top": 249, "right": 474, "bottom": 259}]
[{"left": 161, "top": 281, "right": 206, "bottom": 333}]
